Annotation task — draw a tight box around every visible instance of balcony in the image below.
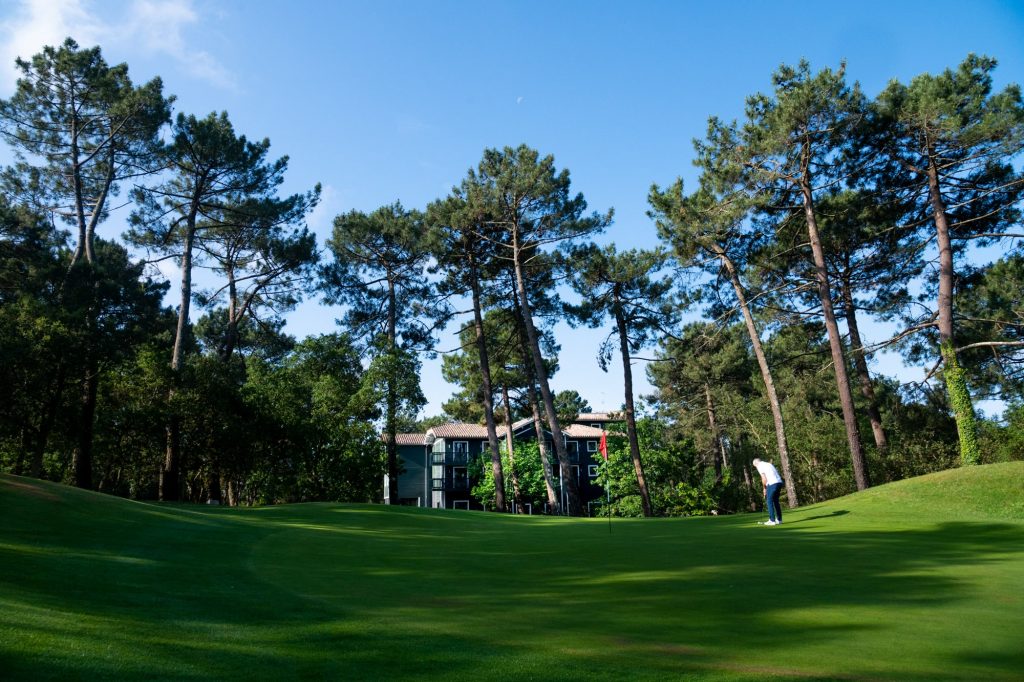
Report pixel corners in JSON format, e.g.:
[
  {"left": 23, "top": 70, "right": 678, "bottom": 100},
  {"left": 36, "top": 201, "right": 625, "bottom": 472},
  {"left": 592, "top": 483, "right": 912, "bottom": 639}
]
[
  {"left": 431, "top": 476, "right": 470, "bottom": 491},
  {"left": 431, "top": 450, "right": 470, "bottom": 465}
]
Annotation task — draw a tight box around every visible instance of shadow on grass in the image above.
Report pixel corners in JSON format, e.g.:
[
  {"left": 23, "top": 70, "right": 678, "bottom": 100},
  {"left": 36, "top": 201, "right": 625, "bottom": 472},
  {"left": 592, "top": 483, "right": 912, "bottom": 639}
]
[
  {"left": 795, "top": 510, "right": 850, "bottom": 523},
  {"left": 1, "top": 478, "right": 1022, "bottom": 680}
]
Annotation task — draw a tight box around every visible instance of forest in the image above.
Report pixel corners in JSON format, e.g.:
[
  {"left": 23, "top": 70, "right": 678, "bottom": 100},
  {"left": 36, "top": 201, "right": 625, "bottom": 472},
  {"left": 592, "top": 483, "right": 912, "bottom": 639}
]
[{"left": 1, "top": 39, "right": 1022, "bottom": 515}]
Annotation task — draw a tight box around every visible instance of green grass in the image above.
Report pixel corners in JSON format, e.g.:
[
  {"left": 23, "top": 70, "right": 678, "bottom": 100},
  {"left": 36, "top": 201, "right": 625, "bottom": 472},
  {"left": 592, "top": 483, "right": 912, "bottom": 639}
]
[{"left": 1, "top": 463, "right": 1022, "bottom": 681}]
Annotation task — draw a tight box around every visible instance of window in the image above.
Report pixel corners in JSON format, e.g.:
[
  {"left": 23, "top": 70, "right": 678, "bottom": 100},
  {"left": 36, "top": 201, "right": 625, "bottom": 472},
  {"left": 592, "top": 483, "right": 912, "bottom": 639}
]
[
  {"left": 571, "top": 465, "right": 580, "bottom": 481},
  {"left": 451, "top": 441, "right": 469, "bottom": 465},
  {"left": 586, "top": 441, "right": 598, "bottom": 452},
  {"left": 453, "top": 500, "right": 469, "bottom": 510},
  {"left": 566, "top": 440, "right": 579, "bottom": 453},
  {"left": 588, "top": 465, "right": 599, "bottom": 477},
  {"left": 591, "top": 423, "right": 601, "bottom": 429}
]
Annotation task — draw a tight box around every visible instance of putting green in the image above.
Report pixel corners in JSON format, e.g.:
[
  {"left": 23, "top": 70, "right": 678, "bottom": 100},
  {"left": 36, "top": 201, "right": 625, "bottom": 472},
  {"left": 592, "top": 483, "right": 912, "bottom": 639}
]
[{"left": 1, "top": 463, "right": 1022, "bottom": 680}]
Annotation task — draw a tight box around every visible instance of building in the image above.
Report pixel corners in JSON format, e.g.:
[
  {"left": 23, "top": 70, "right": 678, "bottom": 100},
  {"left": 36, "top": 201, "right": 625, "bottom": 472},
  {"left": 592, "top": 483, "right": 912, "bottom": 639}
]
[{"left": 392, "top": 413, "right": 619, "bottom": 514}]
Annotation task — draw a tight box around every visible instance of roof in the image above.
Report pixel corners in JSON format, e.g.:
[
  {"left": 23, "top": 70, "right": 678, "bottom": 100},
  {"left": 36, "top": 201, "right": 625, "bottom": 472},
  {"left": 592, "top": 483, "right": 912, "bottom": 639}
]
[
  {"left": 562, "top": 424, "right": 606, "bottom": 438},
  {"left": 512, "top": 417, "right": 535, "bottom": 431},
  {"left": 577, "top": 412, "right": 619, "bottom": 422},
  {"left": 394, "top": 433, "right": 426, "bottom": 446},
  {"left": 423, "top": 420, "right": 608, "bottom": 441},
  {"left": 427, "top": 423, "right": 493, "bottom": 439}
]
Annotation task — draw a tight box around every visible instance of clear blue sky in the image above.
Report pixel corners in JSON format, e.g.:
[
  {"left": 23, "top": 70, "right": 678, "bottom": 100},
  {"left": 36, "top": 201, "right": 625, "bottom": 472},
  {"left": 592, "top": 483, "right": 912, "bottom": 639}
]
[{"left": 2, "top": 0, "right": 1022, "bottom": 416}]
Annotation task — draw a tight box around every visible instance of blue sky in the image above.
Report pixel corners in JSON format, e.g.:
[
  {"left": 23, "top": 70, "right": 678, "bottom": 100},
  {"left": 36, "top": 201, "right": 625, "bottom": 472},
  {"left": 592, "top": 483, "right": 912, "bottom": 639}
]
[{"left": 2, "top": 0, "right": 1022, "bottom": 416}]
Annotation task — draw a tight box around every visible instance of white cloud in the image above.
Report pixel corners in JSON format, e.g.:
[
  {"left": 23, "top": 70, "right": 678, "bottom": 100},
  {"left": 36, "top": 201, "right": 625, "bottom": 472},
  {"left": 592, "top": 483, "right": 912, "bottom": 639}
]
[
  {"left": 0, "top": 0, "right": 235, "bottom": 93},
  {"left": 122, "top": 0, "right": 236, "bottom": 90},
  {"left": 0, "top": 0, "right": 103, "bottom": 90}
]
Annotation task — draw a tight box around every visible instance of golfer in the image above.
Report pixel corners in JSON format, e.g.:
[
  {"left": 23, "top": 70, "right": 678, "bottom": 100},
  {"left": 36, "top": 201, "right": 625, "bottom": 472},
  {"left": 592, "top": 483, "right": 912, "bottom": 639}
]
[{"left": 752, "top": 458, "right": 783, "bottom": 525}]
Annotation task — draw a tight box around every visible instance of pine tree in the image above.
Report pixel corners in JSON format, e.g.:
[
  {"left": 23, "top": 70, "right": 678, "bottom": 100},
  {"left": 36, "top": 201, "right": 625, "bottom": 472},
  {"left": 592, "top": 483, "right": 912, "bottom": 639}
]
[
  {"left": 873, "top": 55, "right": 1024, "bottom": 464},
  {"left": 565, "top": 244, "right": 675, "bottom": 517},
  {"left": 0, "top": 38, "right": 170, "bottom": 488},
  {"left": 650, "top": 170, "right": 801, "bottom": 507},
  {"left": 460, "top": 146, "right": 611, "bottom": 516},
  {"left": 128, "top": 111, "right": 299, "bottom": 501},
  {"left": 742, "top": 61, "right": 872, "bottom": 490},
  {"left": 323, "top": 202, "right": 435, "bottom": 504}
]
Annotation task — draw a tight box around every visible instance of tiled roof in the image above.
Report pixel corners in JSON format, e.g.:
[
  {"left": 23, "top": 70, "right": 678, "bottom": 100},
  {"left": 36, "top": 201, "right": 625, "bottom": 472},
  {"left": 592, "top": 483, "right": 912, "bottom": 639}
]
[
  {"left": 562, "top": 424, "right": 606, "bottom": 438},
  {"left": 395, "top": 433, "right": 426, "bottom": 446},
  {"left": 427, "top": 423, "right": 492, "bottom": 439},
  {"left": 423, "top": 417, "right": 613, "bottom": 442},
  {"left": 578, "top": 412, "right": 619, "bottom": 422}
]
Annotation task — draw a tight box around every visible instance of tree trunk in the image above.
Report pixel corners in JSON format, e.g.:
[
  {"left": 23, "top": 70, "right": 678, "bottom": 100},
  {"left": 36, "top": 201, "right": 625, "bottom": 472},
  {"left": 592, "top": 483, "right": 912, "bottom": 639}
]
[
  {"left": 163, "top": 213, "right": 198, "bottom": 502},
  {"left": 527, "top": 384, "right": 559, "bottom": 513},
  {"left": 385, "top": 277, "right": 399, "bottom": 504},
  {"left": 511, "top": 251, "right": 580, "bottom": 515},
  {"left": 72, "top": 356, "right": 99, "bottom": 490},
  {"left": 208, "top": 470, "right": 222, "bottom": 504},
  {"left": 15, "top": 427, "right": 30, "bottom": 476},
  {"left": 73, "top": 265, "right": 102, "bottom": 490},
  {"left": 68, "top": 112, "right": 88, "bottom": 269},
  {"left": 221, "top": 270, "right": 240, "bottom": 362},
  {"left": 384, "top": 382, "right": 398, "bottom": 505},
  {"left": 161, "top": 412, "right": 181, "bottom": 501},
  {"left": 29, "top": 362, "right": 68, "bottom": 479},
  {"left": 83, "top": 147, "right": 115, "bottom": 264},
  {"left": 926, "top": 152, "right": 980, "bottom": 465},
  {"left": 714, "top": 246, "right": 799, "bottom": 507},
  {"left": 513, "top": 294, "right": 559, "bottom": 512},
  {"left": 469, "top": 260, "right": 506, "bottom": 511},
  {"left": 705, "top": 384, "right": 725, "bottom": 484},
  {"left": 501, "top": 385, "right": 525, "bottom": 512},
  {"left": 71, "top": 150, "right": 113, "bottom": 486},
  {"left": 613, "top": 295, "right": 653, "bottom": 517},
  {"left": 839, "top": 275, "right": 888, "bottom": 453},
  {"left": 800, "top": 165, "right": 871, "bottom": 491},
  {"left": 741, "top": 454, "right": 757, "bottom": 512}
]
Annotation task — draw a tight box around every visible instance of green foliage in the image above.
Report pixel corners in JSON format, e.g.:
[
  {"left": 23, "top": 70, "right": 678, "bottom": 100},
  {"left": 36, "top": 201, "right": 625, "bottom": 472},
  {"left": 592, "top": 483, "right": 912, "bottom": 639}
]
[
  {"left": 439, "top": 307, "right": 555, "bottom": 425},
  {"left": 0, "top": 38, "right": 171, "bottom": 262},
  {"left": 242, "top": 334, "right": 384, "bottom": 503},
  {"left": 594, "top": 418, "right": 723, "bottom": 517},
  {"left": 979, "top": 403, "right": 1024, "bottom": 463},
  {"left": 553, "top": 390, "right": 591, "bottom": 428},
  {"left": 352, "top": 343, "right": 427, "bottom": 427},
  {"left": 6, "top": 44, "right": 1024, "bottom": 515},
  {"left": 941, "top": 341, "right": 981, "bottom": 465},
  {"left": 472, "top": 441, "right": 549, "bottom": 512},
  {"left": 953, "top": 254, "right": 1024, "bottom": 399},
  {"left": 323, "top": 202, "right": 438, "bottom": 350},
  {"left": 874, "top": 55, "right": 1024, "bottom": 466},
  {"left": 563, "top": 243, "right": 675, "bottom": 370}
]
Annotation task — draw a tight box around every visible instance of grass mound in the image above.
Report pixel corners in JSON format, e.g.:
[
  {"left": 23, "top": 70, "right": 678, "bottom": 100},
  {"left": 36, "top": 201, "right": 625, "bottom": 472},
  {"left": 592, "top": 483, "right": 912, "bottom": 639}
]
[{"left": 1, "top": 463, "right": 1022, "bottom": 680}]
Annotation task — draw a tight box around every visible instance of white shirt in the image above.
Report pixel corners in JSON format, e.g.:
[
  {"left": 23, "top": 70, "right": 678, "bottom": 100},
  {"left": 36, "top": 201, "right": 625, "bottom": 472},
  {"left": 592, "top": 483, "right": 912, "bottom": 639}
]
[{"left": 754, "top": 460, "right": 782, "bottom": 485}]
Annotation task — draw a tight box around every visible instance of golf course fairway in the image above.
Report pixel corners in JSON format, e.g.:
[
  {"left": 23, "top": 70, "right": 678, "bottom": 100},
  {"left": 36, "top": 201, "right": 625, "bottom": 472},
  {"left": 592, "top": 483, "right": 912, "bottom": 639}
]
[{"left": 1, "top": 462, "right": 1022, "bottom": 680}]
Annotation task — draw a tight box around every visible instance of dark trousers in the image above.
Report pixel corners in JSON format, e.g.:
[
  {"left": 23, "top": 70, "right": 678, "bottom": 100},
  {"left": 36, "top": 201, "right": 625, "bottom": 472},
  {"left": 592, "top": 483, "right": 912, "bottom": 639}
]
[{"left": 766, "top": 482, "right": 783, "bottom": 522}]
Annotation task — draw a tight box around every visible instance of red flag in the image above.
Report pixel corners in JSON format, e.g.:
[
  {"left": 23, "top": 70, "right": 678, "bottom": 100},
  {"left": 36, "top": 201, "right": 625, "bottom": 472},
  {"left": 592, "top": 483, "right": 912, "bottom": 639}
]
[{"left": 599, "top": 431, "right": 608, "bottom": 461}]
